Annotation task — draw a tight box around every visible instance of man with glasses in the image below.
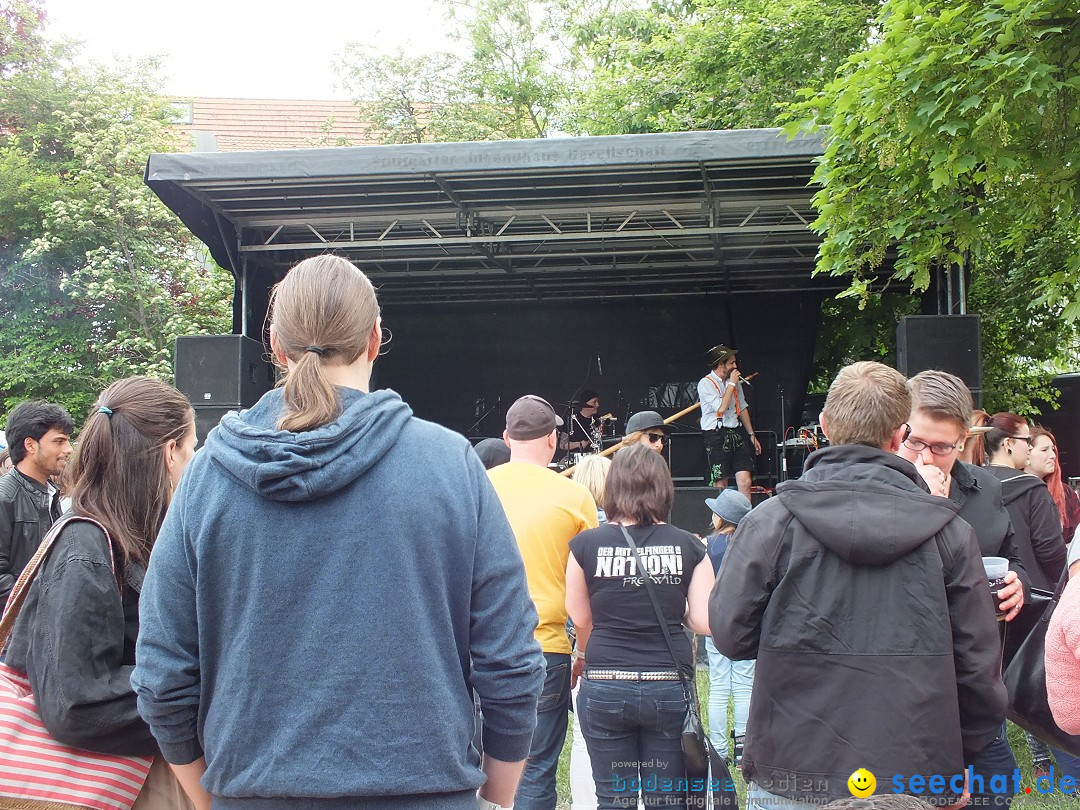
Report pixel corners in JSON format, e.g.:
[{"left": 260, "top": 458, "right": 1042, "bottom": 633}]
[
  {"left": 622, "top": 410, "right": 671, "bottom": 454},
  {"left": 898, "top": 370, "right": 1027, "bottom": 807},
  {"left": 698, "top": 344, "right": 761, "bottom": 498}
]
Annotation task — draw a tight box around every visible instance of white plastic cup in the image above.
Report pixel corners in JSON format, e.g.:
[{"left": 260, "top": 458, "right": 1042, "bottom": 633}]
[
  {"left": 982, "top": 556, "right": 1009, "bottom": 619},
  {"left": 982, "top": 556, "right": 1009, "bottom": 581}
]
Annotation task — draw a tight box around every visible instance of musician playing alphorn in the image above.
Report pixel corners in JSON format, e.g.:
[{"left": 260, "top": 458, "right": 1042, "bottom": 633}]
[{"left": 698, "top": 344, "right": 761, "bottom": 498}]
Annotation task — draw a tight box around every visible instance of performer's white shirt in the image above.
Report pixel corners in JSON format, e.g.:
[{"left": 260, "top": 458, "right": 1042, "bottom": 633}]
[{"left": 697, "top": 371, "right": 746, "bottom": 431}]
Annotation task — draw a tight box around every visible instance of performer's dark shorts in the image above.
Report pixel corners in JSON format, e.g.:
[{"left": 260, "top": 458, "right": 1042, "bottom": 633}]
[{"left": 704, "top": 426, "right": 755, "bottom": 485}]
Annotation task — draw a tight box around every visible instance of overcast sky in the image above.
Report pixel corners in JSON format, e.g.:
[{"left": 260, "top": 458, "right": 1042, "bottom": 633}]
[{"left": 42, "top": 0, "right": 458, "bottom": 99}]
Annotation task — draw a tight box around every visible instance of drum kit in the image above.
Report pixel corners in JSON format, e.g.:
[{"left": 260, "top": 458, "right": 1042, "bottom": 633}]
[{"left": 555, "top": 412, "right": 619, "bottom": 472}]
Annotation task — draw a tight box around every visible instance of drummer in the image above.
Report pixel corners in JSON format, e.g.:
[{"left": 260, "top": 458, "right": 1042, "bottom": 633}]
[
  {"left": 560, "top": 389, "right": 602, "bottom": 455},
  {"left": 622, "top": 410, "right": 671, "bottom": 455}
]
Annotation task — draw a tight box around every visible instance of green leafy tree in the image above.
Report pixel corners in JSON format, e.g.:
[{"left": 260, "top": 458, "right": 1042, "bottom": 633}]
[
  {"left": 785, "top": 0, "right": 1079, "bottom": 411},
  {"left": 566, "top": 0, "right": 878, "bottom": 133},
  {"left": 0, "top": 9, "right": 232, "bottom": 422}
]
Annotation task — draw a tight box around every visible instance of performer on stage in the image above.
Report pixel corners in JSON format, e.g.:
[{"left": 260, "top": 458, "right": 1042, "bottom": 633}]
[
  {"left": 560, "top": 389, "right": 602, "bottom": 455},
  {"left": 698, "top": 344, "right": 761, "bottom": 498}
]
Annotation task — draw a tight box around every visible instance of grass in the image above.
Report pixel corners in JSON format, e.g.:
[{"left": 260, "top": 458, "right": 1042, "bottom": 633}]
[{"left": 553, "top": 668, "right": 1080, "bottom": 809}]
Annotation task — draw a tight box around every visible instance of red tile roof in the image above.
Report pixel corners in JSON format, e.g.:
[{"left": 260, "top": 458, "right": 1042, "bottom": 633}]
[{"left": 172, "top": 97, "right": 382, "bottom": 151}]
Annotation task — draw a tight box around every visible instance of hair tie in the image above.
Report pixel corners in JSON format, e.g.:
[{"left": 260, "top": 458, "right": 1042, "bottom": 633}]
[
  {"left": 98, "top": 406, "right": 113, "bottom": 417},
  {"left": 305, "top": 346, "right": 325, "bottom": 356}
]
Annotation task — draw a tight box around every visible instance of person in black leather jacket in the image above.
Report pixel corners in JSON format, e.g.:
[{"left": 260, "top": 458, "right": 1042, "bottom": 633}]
[
  {"left": 0, "top": 399, "right": 73, "bottom": 607},
  {"left": 3, "top": 377, "right": 195, "bottom": 804}
]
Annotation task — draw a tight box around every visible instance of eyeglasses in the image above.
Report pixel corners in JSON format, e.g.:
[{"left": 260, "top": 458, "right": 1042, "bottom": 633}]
[
  {"left": 645, "top": 432, "right": 667, "bottom": 445},
  {"left": 1011, "top": 435, "right": 1034, "bottom": 445},
  {"left": 902, "top": 436, "right": 958, "bottom": 456}
]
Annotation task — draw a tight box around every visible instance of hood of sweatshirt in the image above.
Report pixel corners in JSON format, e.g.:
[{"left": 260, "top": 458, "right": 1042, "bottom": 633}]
[
  {"left": 986, "top": 465, "right": 1046, "bottom": 507},
  {"left": 775, "top": 444, "right": 963, "bottom": 566},
  {"left": 202, "top": 387, "right": 413, "bottom": 502}
]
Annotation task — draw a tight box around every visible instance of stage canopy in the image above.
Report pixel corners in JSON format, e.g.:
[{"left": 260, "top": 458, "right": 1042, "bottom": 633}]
[{"left": 146, "top": 128, "right": 838, "bottom": 322}]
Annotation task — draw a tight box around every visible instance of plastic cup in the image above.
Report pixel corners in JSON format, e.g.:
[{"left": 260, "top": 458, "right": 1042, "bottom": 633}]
[{"left": 982, "top": 557, "right": 1009, "bottom": 619}]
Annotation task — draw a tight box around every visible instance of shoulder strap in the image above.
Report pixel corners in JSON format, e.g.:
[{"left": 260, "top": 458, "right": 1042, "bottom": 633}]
[
  {"left": 618, "top": 525, "right": 695, "bottom": 698},
  {"left": 0, "top": 515, "right": 113, "bottom": 648}
]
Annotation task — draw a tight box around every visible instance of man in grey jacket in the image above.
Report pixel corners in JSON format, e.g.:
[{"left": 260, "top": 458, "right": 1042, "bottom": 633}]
[
  {"left": 710, "top": 362, "right": 1006, "bottom": 808},
  {"left": 0, "top": 400, "right": 73, "bottom": 606}
]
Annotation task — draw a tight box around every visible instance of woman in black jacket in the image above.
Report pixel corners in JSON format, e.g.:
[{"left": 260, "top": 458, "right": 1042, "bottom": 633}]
[
  {"left": 3, "top": 377, "right": 196, "bottom": 809},
  {"left": 983, "top": 411, "right": 1066, "bottom": 591}
]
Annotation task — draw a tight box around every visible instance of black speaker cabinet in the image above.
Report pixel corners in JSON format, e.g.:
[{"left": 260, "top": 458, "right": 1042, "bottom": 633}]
[
  {"left": 175, "top": 335, "right": 275, "bottom": 408},
  {"left": 896, "top": 315, "right": 982, "bottom": 405},
  {"left": 191, "top": 406, "right": 237, "bottom": 449}
]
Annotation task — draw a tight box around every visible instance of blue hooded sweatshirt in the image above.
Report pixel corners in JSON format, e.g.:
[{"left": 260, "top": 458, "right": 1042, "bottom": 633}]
[{"left": 132, "top": 387, "right": 544, "bottom": 807}]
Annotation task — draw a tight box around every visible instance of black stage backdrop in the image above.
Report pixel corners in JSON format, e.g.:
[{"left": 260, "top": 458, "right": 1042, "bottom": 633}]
[{"left": 372, "top": 291, "right": 824, "bottom": 446}]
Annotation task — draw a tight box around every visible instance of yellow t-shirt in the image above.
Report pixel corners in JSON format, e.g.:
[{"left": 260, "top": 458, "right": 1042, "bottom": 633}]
[{"left": 488, "top": 462, "right": 599, "bottom": 653}]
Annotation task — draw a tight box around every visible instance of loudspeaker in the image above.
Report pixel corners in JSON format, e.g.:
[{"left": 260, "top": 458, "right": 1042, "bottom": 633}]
[
  {"left": 175, "top": 335, "right": 275, "bottom": 407},
  {"left": 669, "top": 431, "right": 707, "bottom": 485},
  {"left": 192, "top": 406, "right": 236, "bottom": 449},
  {"left": 896, "top": 315, "right": 982, "bottom": 405}
]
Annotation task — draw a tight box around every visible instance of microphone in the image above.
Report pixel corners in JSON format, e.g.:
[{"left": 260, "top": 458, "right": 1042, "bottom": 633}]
[{"left": 597, "top": 355, "right": 603, "bottom": 375}]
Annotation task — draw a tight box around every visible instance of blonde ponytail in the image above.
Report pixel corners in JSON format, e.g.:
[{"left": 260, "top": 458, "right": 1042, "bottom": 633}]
[{"left": 269, "top": 255, "right": 380, "bottom": 433}]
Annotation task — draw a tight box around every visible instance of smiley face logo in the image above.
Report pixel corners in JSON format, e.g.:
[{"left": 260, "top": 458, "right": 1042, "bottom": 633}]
[{"left": 848, "top": 768, "right": 876, "bottom": 797}]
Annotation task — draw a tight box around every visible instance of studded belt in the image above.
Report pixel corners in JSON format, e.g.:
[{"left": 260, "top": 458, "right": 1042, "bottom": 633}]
[{"left": 585, "top": 669, "right": 682, "bottom": 681}]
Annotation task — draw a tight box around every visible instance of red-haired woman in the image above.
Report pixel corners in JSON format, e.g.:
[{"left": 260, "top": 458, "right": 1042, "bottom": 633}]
[
  {"left": 984, "top": 412, "right": 1066, "bottom": 591},
  {"left": 1026, "top": 427, "right": 1080, "bottom": 546}
]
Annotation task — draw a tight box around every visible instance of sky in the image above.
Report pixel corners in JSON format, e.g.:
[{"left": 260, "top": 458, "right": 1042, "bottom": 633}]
[{"left": 41, "top": 0, "right": 459, "bottom": 99}]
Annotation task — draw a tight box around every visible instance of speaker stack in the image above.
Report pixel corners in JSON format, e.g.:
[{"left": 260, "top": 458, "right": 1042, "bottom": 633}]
[
  {"left": 896, "top": 315, "right": 982, "bottom": 406},
  {"left": 174, "top": 335, "right": 276, "bottom": 447}
]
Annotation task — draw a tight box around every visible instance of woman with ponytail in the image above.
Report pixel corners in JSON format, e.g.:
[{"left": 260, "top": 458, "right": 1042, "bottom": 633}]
[
  {"left": 984, "top": 412, "right": 1066, "bottom": 591},
  {"left": 4, "top": 376, "right": 196, "bottom": 807},
  {"left": 133, "top": 255, "right": 544, "bottom": 810}
]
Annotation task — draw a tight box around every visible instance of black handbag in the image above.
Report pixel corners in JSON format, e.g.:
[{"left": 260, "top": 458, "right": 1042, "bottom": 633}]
[
  {"left": 618, "top": 526, "right": 739, "bottom": 808},
  {"left": 1001, "top": 587, "right": 1053, "bottom": 670},
  {"left": 1002, "top": 573, "right": 1080, "bottom": 756}
]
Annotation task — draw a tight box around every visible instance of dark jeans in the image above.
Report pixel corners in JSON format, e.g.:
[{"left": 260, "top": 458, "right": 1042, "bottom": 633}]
[
  {"left": 966, "top": 722, "right": 1017, "bottom": 807},
  {"left": 1051, "top": 747, "right": 1080, "bottom": 781},
  {"left": 578, "top": 677, "right": 687, "bottom": 809},
  {"left": 515, "top": 652, "right": 571, "bottom": 810}
]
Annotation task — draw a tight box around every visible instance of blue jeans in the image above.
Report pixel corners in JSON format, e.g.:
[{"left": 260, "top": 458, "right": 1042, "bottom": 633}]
[
  {"left": 578, "top": 677, "right": 688, "bottom": 809},
  {"left": 1051, "top": 747, "right": 1080, "bottom": 781},
  {"left": 704, "top": 637, "right": 754, "bottom": 758},
  {"left": 515, "top": 652, "right": 571, "bottom": 810},
  {"left": 966, "top": 721, "right": 1017, "bottom": 807}
]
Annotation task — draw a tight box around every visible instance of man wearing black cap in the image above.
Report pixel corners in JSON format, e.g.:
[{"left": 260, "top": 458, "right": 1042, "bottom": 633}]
[
  {"left": 488, "top": 395, "right": 599, "bottom": 810},
  {"left": 559, "top": 389, "right": 602, "bottom": 457},
  {"left": 698, "top": 344, "right": 761, "bottom": 498},
  {"left": 623, "top": 410, "right": 672, "bottom": 454}
]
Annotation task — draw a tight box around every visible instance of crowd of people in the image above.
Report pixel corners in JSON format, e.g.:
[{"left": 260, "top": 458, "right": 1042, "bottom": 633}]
[{"left": 1, "top": 254, "right": 1078, "bottom": 810}]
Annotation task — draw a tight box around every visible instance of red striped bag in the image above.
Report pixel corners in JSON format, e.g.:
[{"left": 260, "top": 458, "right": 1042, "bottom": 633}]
[{"left": 0, "top": 516, "right": 153, "bottom": 810}]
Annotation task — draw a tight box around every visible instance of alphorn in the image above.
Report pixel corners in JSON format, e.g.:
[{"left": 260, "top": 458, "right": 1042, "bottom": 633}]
[{"left": 560, "top": 401, "right": 702, "bottom": 477}]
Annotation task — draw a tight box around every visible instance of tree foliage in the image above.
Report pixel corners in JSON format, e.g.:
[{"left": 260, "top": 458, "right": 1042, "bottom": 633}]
[
  {"left": 788, "top": 0, "right": 1079, "bottom": 312},
  {"left": 0, "top": 2, "right": 232, "bottom": 423},
  {"left": 338, "top": 0, "right": 571, "bottom": 143},
  {"left": 565, "top": 0, "right": 878, "bottom": 133}
]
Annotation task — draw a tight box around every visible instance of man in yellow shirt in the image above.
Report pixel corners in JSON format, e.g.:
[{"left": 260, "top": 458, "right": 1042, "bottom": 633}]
[{"left": 488, "top": 395, "right": 598, "bottom": 810}]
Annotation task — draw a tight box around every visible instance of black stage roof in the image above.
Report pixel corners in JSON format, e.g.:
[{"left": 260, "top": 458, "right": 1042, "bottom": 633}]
[{"left": 145, "top": 129, "right": 836, "bottom": 310}]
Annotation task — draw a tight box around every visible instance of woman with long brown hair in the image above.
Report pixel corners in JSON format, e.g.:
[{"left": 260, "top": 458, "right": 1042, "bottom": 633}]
[
  {"left": 4, "top": 376, "right": 196, "bottom": 807},
  {"left": 132, "top": 255, "right": 544, "bottom": 810},
  {"left": 984, "top": 412, "right": 1066, "bottom": 591},
  {"left": 566, "top": 443, "right": 712, "bottom": 809}
]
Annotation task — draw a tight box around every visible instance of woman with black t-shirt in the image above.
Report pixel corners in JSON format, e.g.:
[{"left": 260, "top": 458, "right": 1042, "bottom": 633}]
[{"left": 566, "top": 444, "right": 713, "bottom": 809}]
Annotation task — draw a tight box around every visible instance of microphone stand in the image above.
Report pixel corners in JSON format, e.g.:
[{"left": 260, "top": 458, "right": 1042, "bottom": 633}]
[{"left": 466, "top": 398, "right": 500, "bottom": 438}]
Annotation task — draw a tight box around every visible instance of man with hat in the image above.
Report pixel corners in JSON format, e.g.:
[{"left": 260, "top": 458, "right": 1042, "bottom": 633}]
[
  {"left": 488, "top": 395, "right": 599, "bottom": 810},
  {"left": 698, "top": 344, "right": 761, "bottom": 498}
]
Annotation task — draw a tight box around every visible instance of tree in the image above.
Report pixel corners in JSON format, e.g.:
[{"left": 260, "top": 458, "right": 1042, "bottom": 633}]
[
  {"left": 0, "top": 6, "right": 232, "bottom": 422},
  {"left": 565, "top": 0, "right": 878, "bottom": 134},
  {"left": 784, "top": 0, "right": 1079, "bottom": 412},
  {"left": 337, "top": 0, "right": 573, "bottom": 143}
]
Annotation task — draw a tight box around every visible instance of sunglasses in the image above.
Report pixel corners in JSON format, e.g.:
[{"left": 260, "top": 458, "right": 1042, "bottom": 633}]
[
  {"left": 645, "top": 432, "right": 667, "bottom": 445},
  {"left": 1011, "top": 435, "right": 1034, "bottom": 445}
]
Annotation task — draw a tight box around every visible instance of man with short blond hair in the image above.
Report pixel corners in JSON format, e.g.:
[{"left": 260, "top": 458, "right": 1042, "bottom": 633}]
[
  {"left": 710, "top": 361, "right": 1006, "bottom": 808},
  {"left": 488, "top": 395, "right": 598, "bottom": 810}
]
